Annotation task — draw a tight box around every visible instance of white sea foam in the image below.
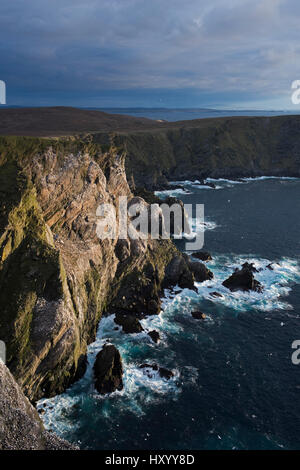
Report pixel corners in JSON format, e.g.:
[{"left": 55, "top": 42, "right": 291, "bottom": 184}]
[
  {"left": 192, "top": 255, "right": 300, "bottom": 313},
  {"left": 205, "top": 177, "right": 244, "bottom": 185},
  {"left": 172, "top": 215, "right": 218, "bottom": 241},
  {"left": 37, "top": 248, "right": 299, "bottom": 440},
  {"left": 36, "top": 176, "right": 300, "bottom": 445},
  {"left": 37, "top": 311, "right": 181, "bottom": 434},
  {"left": 169, "top": 180, "right": 223, "bottom": 190},
  {"left": 154, "top": 188, "right": 191, "bottom": 198},
  {"left": 241, "top": 176, "right": 299, "bottom": 182},
  {"left": 186, "top": 217, "right": 218, "bottom": 238},
  {"left": 169, "top": 180, "right": 195, "bottom": 186},
  {"left": 169, "top": 176, "right": 300, "bottom": 192}
]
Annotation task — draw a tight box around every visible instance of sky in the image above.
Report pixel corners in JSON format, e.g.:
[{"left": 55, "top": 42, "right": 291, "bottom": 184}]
[{"left": 1, "top": 0, "right": 300, "bottom": 109}]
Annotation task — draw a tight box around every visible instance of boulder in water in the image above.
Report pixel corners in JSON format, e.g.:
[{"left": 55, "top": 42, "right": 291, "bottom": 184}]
[
  {"left": 222, "top": 264, "right": 263, "bottom": 292},
  {"left": 241, "top": 262, "right": 259, "bottom": 273},
  {"left": 210, "top": 291, "right": 223, "bottom": 298},
  {"left": 148, "top": 330, "right": 160, "bottom": 343},
  {"left": 140, "top": 363, "right": 174, "bottom": 380},
  {"left": 93, "top": 345, "right": 123, "bottom": 394},
  {"left": 159, "top": 367, "right": 174, "bottom": 380},
  {"left": 114, "top": 313, "right": 144, "bottom": 334},
  {"left": 191, "top": 311, "right": 206, "bottom": 319},
  {"left": 163, "top": 255, "right": 194, "bottom": 289},
  {"left": 188, "top": 260, "right": 213, "bottom": 282}
]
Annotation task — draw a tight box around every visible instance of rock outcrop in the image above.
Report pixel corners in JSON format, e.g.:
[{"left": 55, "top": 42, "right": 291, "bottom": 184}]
[
  {"left": 0, "top": 136, "right": 192, "bottom": 404},
  {"left": 0, "top": 361, "right": 77, "bottom": 450},
  {"left": 140, "top": 363, "right": 174, "bottom": 380},
  {"left": 163, "top": 255, "right": 195, "bottom": 290},
  {"left": 192, "top": 251, "right": 212, "bottom": 262},
  {"left": 222, "top": 263, "right": 263, "bottom": 292},
  {"left": 161, "top": 196, "right": 191, "bottom": 237},
  {"left": 183, "top": 254, "right": 214, "bottom": 282},
  {"left": 188, "top": 260, "right": 214, "bottom": 282},
  {"left": 191, "top": 311, "right": 206, "bottom": 320},
  {"left": 93, "top": 345, "right": 123, "bottom": 394},
  {"left": 148, "top": 330, "right": 160, "bottom": 343},
  {"left": 114, "top": 313, "right": 144, "bottom": 334}
]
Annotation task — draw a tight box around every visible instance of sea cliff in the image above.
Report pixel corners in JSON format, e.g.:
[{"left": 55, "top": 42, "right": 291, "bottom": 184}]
[
  {"left": 0, "top": 135, "right": 193, "bottom": 405},
  {"left": 1, "top": 108, "right": 300, "bottom": 449}
]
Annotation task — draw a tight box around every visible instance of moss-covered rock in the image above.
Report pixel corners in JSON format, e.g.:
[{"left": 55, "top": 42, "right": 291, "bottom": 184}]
[{"left": 0, "top": 135, "right": 190, "bottom": 403}]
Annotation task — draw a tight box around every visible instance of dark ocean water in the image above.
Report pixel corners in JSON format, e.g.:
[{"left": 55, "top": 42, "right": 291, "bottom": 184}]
[{"left": 38, "top": 177, "right": 300, "bottom": 450}]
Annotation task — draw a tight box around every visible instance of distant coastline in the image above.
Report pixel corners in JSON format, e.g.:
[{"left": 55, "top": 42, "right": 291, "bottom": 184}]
[
  {"left": 2, "top": 105, "right": 300, "bottom": 122},
  {"left": 98, "top": 107, "right": 300, "bottom": 122}
]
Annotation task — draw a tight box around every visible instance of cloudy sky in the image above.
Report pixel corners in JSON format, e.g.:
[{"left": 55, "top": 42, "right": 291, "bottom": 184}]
[{"left": 1, "top": 0, "right": 300, "bottom": 108}]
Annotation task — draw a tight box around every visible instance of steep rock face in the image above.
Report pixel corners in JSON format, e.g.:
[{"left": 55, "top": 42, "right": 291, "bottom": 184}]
[
  {"left": 0, "top": 136, "right": 188, "bottom": 402},
  {"left": 0, "top": 361, "right": 76, "bottom": 450},
  {"left": 1, "top": 111, "right": 300, "bottom": 190},
  {"left": 96, "top": 116, "right": 300, "bottom": 189}
]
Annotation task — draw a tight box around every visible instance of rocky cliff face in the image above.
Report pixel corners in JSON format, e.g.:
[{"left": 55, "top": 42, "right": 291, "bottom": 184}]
[
  {"left": 98, "top": 116, "right": 300, "bottom": 188},
  {"left": 0, "top": 136, "right": 189, "bottom": 404},
  {"left": 0, "top": 361, "right": 76, "bottom": 450}
]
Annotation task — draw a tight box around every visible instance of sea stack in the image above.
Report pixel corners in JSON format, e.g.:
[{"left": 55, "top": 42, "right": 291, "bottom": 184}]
[{"left": 93, "top": 345, "right": 123, "bottom": 394}]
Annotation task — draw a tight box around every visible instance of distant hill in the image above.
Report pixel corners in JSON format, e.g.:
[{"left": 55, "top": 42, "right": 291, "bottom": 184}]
[{"left": 0, "top": 106, "right": 163, "bottom": 136}]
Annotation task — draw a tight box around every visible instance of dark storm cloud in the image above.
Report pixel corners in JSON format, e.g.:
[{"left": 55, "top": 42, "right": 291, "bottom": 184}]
[{"left": 0, "top": 0, "right": 299, "bottom": 107}]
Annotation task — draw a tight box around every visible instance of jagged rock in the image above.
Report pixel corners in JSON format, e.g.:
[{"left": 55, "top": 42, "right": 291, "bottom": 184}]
[
  {"left": 241, "top": 262, "right": 259, "bottom": 273},
  {"left": 161, "top": 196, "right": 191, "bottom": 236},
  {"left": 191, "top": 251, "right": 212, "bottom": 262},
  {"left": 163, "top": 255, "right": 194, "bottom": 290},
  {"left": 93, "top": 345, "right": 123, "bottom": 394},
  {"left": 203, "top": 181, "right": 216, "bottom": 189},
  {"left": 159, "top": 367, "right": 174, "bottom": 380},
  {"left": 86, "top": 161, "right": 103, "bottom": 184},
  {"left": 114, "top": 313, "right": 144, "bottom": 334},
  {"left": 191, "top": 311, "right": 206, "bottom": 319},
  {"left": 188, "top": 261, "right": 214, "bottom": 282},
  {"left": 182, "top": 253, "right": 213, "bottom": 282},
  {"left": 148, "top": 330, "right": 160, "bottom": 343},
  {"left": 266, "top": 263, "right": 273, "bottom": 271},
  {"left": 222, "top": 264, "right": 263, "bottom": 292},
  {"left": 140, "top": 363, "right": 174, "bottom": 380},
  {"left": 210, "top": 291, "right": 223, "bottom": 298},
  {"left": 0, "top": 141, "right": 182, "bottom": 404},
  {"left": 110, "top": 259, "right": 165, "bottom": 317}
]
